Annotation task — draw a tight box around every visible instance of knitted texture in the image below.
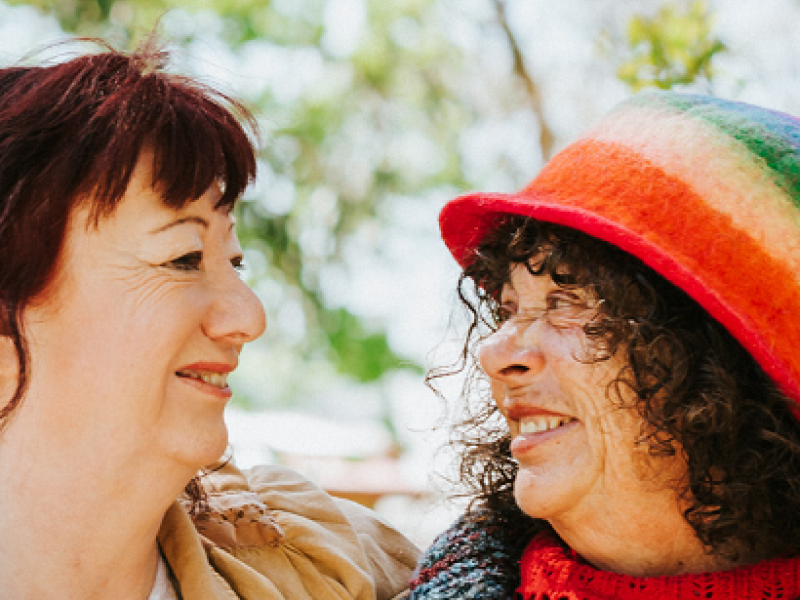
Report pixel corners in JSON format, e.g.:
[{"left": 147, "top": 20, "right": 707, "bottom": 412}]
[
  {"left": 439, "top": 92, "right": 800, "bottom": 411},
  {"left": 409, "top": 511, "right": 522, "bottom": 599},
  {"left": 518, "top": 532, "right": 800, "bottom": 600}
]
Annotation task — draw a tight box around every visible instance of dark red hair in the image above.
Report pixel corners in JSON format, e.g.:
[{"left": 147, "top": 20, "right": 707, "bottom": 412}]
[{"left": 0, "top": 39, "right": 258, "bottom": 424}]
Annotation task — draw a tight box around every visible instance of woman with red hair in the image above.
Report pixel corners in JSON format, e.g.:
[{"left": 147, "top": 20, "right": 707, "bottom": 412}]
[{"left": 0, "top": 41, "right": 417, "bottom": 599}]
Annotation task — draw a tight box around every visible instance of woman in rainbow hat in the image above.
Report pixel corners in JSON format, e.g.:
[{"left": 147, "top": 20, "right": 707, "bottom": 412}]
[{"left": 410, "top": 93, "right": 800, "bottom": 599}]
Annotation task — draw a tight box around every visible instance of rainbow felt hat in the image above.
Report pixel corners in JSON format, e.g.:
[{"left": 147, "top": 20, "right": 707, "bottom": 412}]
[{"left": 440, "top": 92, "right": 800, "bottom": 406}]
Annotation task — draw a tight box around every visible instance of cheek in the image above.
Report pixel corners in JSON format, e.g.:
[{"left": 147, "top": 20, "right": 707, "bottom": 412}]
[
  {"left": 117, "top": 269, "right": 192, "bottom": 312},
  {"left": 486, "top": 378, "right": 514, "bottom": 431},
  {"left": 49, "top": 285, "right": 200, "bottom": 379},
  {"left": 555, "top": 352, "right": 636, "bottom": 455},
  {"left": 116, "top": 273, "right": 206, "bottom": 331},
  {"left": 589, "top": 396, "right": 669, "bottom": 495},
  {"left": 490, "top": 378, "right": 504, "bottom": 406}
]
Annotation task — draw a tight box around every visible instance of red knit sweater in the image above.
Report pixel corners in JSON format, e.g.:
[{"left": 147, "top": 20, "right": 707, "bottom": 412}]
[{"left": 517, "top": 532, "right": 800, "bottom": 599}]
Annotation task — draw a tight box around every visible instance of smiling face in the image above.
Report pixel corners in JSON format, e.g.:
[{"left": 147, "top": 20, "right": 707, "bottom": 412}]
[
  {"left": 17, "top": 152, "right": 266, "bottom": 473},
  {"left": 479, "top": 261, "right": 686, "bottom": 533}
]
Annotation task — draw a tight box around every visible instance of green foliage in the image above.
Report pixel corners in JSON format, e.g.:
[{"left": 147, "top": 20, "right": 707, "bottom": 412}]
[
  {"left": 617, "top": 1, "right": 726, "bottom": 91},
  {"left": 229, "top": 1, "right": 471, "bottom": 385},
  {"left": 8, "top": 0, "right": 160, "bottom": 42},
  {"left": 5, "top": 0, "right": 728, "bottom": 399},
  {"left": 324, "top": 308, "right": 422, "bottom": 382}
]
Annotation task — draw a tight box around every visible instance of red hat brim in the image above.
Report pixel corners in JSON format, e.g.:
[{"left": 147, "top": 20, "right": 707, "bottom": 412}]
[{"left": 439, "top": 190, "right": 800, "bottom": 413}]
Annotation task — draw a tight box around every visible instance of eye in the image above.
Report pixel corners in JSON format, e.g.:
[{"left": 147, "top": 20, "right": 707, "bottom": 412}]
[
  {"left": 230, "top": 255, "right": 246, "bottom": 273},
  {"left": 546, "top": 291, "right": 582, "bottom": 311},
  {"left": 493, "top": 301, "right": 516, "bottom": 324},
  {"left": 545, "top": 291, "right": 596, "bottom": 327},
  {"left": 498, "top": 304, "right": 515, "bottom": 321},
  {"left": 164, "top": 251, "right": 203, "bottom": 271}
]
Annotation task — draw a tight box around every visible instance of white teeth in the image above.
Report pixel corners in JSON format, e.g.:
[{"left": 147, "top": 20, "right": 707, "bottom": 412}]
[
  {"left": 200, "top": 373, "right": 228, "bottom": 388},
  {"left": 180, "top": 371, "right": 229, "bottom": 389},
  {"left": 519, "top": 416, "right": 573, "bottom": 434}
]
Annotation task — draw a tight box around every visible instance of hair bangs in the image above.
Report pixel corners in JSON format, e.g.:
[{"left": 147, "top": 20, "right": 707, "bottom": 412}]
[
  {"left": 148, "top": 75, "right": 258, "bottom": 212},
  {"left": 80, "top": 50, "right": 257, "bottom": 222}
]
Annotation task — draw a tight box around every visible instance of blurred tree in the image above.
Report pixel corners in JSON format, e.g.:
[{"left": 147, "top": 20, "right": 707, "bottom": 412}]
[
  {"left": 10, "top": 0, "right": 475, "bottom": 390},
  {"left": 5, "top": 0, "right": 726, "bottom": 409},
  {"left": 614, "top": 0, "right": 726, "bottom": 91},
  {"left": 491, "top": 0, "right": 555, "bottom": 159}
]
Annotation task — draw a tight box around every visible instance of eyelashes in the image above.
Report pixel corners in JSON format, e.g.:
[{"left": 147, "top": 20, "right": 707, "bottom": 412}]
[
  {"left": 165, "top": 251, "right": 203, "bottom": 271},
  {"left": 494, "top": 304, "right": 515, "bottom": 323},
  {"left": 492, "top": 291, "right": 597, "bottom": 329},
  {"left": 163, "top": 251, "right": 246, "bottom": 273},
  {"left": 230, "top": 255, "right": 246, "bottom": 273}
]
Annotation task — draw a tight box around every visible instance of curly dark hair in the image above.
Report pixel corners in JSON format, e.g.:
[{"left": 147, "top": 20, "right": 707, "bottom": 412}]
[{"left": 433, "top": 214, "right": 800, "bottom": 563}]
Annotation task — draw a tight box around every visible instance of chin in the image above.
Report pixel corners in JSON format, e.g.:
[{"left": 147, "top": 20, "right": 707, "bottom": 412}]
[
  {"left": 165, "top": 420, "right": 230, "bottom": 470},
  {"left": 513, "top": 467, "right": 583, "bottom": 521}
]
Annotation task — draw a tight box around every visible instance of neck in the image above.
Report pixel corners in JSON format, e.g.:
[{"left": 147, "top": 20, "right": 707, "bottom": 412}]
[
  {"left": 0, "top": 423, "right": 194, "bottom": 599},
  {"left": 549, "top": 495, "right": 735, "bottom": 577}
]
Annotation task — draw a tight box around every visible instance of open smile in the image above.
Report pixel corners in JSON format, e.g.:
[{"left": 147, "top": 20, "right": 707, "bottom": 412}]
[
  {"left": 177, "top": 369, "right": 230, "bottom": 389},
  {"left": 519, "top": 414, "right": 575, "bottom": 434},
  {"left": 510, "top": 416, "right": 579, "bottom": 456},
  {"left": 175, "top": 363, "right": 235, "bottom": 399}
]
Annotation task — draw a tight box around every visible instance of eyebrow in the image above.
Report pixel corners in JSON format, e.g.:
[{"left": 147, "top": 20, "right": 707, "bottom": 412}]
[
  {"left": 150, "top": 216, "right": 208, "bottom": 235},
  {"left": 149, "top": 215, "right": 236, "bottom": 235}
]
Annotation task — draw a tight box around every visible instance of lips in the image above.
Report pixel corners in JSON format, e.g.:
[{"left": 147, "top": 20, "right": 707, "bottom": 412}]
[
  {"left": 503, "top": 404, "right": 578, "bottom": 456},
  {"left": 177, "top": 370, "right": 230, "bottom": 389},
  {"left": 176, "top": 362, "right": 236, "bottom": 398},
  {"left": 510, "top": 418, "right": 578, "bottom": 456}
]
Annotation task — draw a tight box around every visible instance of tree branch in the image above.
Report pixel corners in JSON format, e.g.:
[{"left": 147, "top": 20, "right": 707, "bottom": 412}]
[{"left": 492, "top": 0, "right": 555, "bottom": 159}]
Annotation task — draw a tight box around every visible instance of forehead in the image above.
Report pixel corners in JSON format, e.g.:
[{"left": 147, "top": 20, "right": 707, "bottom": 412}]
[
  {"left": 500, "top": 260, "right": 599, "bottom": 310},
  {"left": 82, "top": 151, "right": 230, "bottom": 231}
]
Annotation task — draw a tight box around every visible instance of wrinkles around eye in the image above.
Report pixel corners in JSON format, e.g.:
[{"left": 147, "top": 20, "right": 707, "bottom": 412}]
[{"left": 493, "top": 303, "right": 599, "bottom": 330}]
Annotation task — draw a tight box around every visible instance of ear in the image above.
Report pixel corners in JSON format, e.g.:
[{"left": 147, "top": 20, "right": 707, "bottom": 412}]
[
  {"left": 0, "top": 300, "right": 23, "bottom": 416},
  {"left": 0, "top": 300, "right": 19, "bottom": 377},
  {"left": 0, "top": 334, "right": 21, "bottom": 413},
  {"left": 0, "top": 333, "right": 18, "bottom": 370}
]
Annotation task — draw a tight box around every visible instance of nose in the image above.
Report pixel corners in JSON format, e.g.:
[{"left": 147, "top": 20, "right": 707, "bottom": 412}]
[
  {"left": 203, "top": 270, "right": 267, "bottom": 347},
  {"left": 478, "top": 319, "right": 546, "bottom": 387}
]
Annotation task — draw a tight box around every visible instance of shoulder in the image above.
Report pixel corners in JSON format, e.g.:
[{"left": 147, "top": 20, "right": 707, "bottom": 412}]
[
  {"left": 192, "top": 461, "right": 420, "bottom": 599},
  {"left": 410, "top": 508, "right": 535, "bottom": 599}
]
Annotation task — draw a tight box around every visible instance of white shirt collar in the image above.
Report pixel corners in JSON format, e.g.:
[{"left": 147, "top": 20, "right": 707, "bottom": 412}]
[{"left": 147, "top": 551, "right": 179, "bottom": 600}]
